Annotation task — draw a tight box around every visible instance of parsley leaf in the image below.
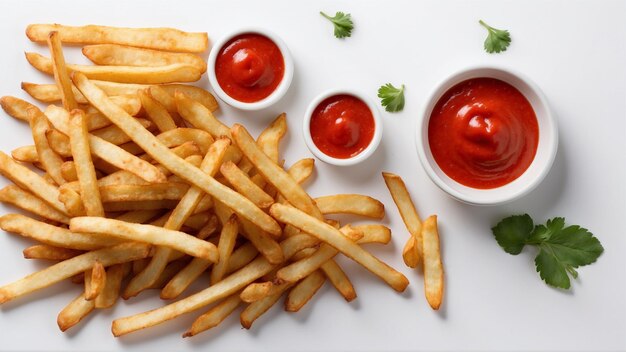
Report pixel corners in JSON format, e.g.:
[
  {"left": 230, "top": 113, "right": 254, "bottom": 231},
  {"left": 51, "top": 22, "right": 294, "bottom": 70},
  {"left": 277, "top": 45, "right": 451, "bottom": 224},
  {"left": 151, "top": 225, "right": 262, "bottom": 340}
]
[
  {"left": 320, "top": 11, "right": 353, "bottom": 39},
  {"left": 378, "top": 83, "right": 405, "bottom": 112},
  {"left": 492, "top": 214, "right": 603, "bottom": 289},
  {"left": 479, "top": 20, "right": 511, "bottom": 53}
]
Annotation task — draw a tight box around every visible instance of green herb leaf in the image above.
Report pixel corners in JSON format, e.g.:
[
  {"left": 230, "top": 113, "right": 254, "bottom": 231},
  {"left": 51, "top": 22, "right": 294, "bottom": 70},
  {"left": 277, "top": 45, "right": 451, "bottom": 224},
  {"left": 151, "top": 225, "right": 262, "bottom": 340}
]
[
  {"left": 492, "top": 215, "right": 603, "bottom": 289},
  {"left": 377, "top": 83, "right": 405, "bottom": 112},
  {"left": 320, "top": 11, "right": 354, "bottom": 39},
  {"left": 479, "top": 20, "right": 511, "bottom": 53},
  {"left": 492, "top": 214, "right": 533, "bottom": 255}
]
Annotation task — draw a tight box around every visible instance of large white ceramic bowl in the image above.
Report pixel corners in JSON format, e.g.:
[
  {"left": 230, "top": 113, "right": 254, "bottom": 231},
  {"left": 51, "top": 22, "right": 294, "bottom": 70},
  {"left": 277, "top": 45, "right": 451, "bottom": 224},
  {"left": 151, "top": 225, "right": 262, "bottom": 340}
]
[{"left": 416, "top": 65, "right": 558, "bottom": 205}]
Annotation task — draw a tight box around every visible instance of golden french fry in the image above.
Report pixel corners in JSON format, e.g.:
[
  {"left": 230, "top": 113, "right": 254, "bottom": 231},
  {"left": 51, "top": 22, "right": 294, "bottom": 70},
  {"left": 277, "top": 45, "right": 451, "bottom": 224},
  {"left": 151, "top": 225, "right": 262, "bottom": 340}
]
[
  {"left": 98, "top": 183, "right": 189, "bottom": 202},
  {"left": 382, "top": 172, "right": 423, "bottom": 267},
  {"left": 184, "top": 294, "right": 241, "bottom": 337},
  {"left": 69, "top": 109, "right": 104, "bottom": 216},
  {"left": 159, "top": 256, "right": 212, "bottom": 300},
  {"left": 210, "top": 214, "right": 239, "bottom": 284},
  {"left": 285, "top": 270, "right": 325, "bottom": 312},
  {"left": 103, "top": 200, "right": 179, "bottom": 212},
  {"left": 138, "top": 89, "right": 177, "bottom": 132},
  {"left": 85, "top": 260, "right": 106, "bottom": 300},
  {"left": 0, "top": 151, "right": 68, "bottom": 214},
  {"left": 47, "top": 31, "right": 77, "bottom": 110},
  {"left": 60, "top": 161, "right": 78, "bottom": 182},
  {"left": 58, "top": 187, "right": 86, "bottom": 217},
  {"left": 402, "top": 236, "right": 419, "bottom": 269},
  {"left": 0, "top": 185, "right": 70, "bottom": 224},
  {"left": 318, "top": 259, "right": 356, "bottom": 302},
  {"left": 220, "top": 161, "right": 274, "bottom": 209},
  {"left": 11, "top": 145, "right": 39, "bottom": 163},
  {"left": 22, "top": 82, "right": 87, "bottom": 104},
  {"left": 156, "top": 128, "right": 214, "bottom": 155},
  {"left": 57, "top": 292, "right": 95, "bottom": 332},
  {"left": 94, "top": 263, "right": 127, "bottom": 309},
  {"left": 0, "top": 96, "right": 38, "bottom": 122},
  {"left": 0, "top": 242, "right": 150, "bottom": 304},
  {"left": 353, "top": 224, "right": 392, "bottom": 245},
  {"left": 26, "top": 24, "right": 209, "bottom": 53},
  {"left": 70, "top": 217, "right": 218, "bottom": 261},
  {"left": 148, "top": 260, "right": 189, "bottom": 290},
  {"left": 73, "top": 73, "right": 281, "bottom": 236},
  {"left": 240, "top": 282, "right": 272, "bottom": 303},
  {"left": 225, "top": 243, "right": 258, "bottom": 275},
  {"left": 422, "top": 215, "right": 444, "bottom": 310},
  {"left": 240, "top": 283, "right": 293, "bottom": 329},
  {"left": 26, "top": 52, "right": 201, "bottom": 84},
  {"left": 233, "top": 124, "right": 323, "bottom": 220},
  {"left": 257, "top": 113, "right": 287, "bottom": 163},
  {"left": 270, "top": 204, "right": 408, "bottom": 292},
  {"left": 23, "top": 245, "right": 82, "bottom": 261},
  {"left": 315, "top": 194, "right": 385, "bottom": 219},
  {"left": 0, "top": 214, "right": 123, "bottom": 250},
  {"left": 83, "top": 44, "right": 207, "bottom": 73},
  {"left": 196, "top": 215, "right": 218, "bottom": 240},
  {"left": 28, "top": 108, "right": 66, "bottom": 185}
]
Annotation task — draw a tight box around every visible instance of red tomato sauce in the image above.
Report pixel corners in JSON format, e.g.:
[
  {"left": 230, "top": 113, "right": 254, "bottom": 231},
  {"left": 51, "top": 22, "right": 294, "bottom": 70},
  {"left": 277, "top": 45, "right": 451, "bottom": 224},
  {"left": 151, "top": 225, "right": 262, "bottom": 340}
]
[
  {"left": 310, "top": 94, "right": 375, "bottom": 159},
  {"left": 215, "top": 33, "right": 284, "bottom": 103},
  {"left": 428, "top": 78, "right": 538, "bottom": 189}
]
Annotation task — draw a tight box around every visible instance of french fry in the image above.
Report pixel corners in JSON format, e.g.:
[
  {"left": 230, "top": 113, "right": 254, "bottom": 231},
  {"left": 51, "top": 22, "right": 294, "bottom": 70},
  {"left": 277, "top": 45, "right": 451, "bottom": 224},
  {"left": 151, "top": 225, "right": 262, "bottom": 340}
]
[
  {"left": 210, "top": 215, "right": 239, "bottom": 284},
  {"left": 23, "top": 245, "right": 83, "bottom": 261},
  {"left": 58, "top": 187, "right": 86, "bottom": 217},
  {"left": 315, "top": 194, "right": 385, "bottom": 219},
  {"left": 270, "top": 204, "right": 409, "bottom": 292},
  {"left": 94, "top": 263, "right": 126, "bottom": 309},
  {"left": 148, "top": 260, "right": 190, "bottom": 290},
  {"left": 26, "top": 24, "right": 209, "bottom": 53},
  {"left": 22, "top": 82, "right": 87, "bottom": 104},
  {"left": 240, "top": 283, "right": 293, "bottom": 329},
  {"left": 103, "top": 200, "right": 179, "bottom": 212},
  {"left": 73, "top": 73, "right": 281, "bottom": 236},
  {"left": 0, "top": 185, "right": 70, "bottom": 224},
  {"left": 0, "top": 151, "right": 68, "bottom": 215},
  {"left": 57, "top": 292, "right": 95, "bottom": 332},
  {"left": 382, "top": 172, "right": 423, "bottom": 268},
  {"left": 60, "top": 161, "right": 78, "bottom": 182},
  {"left": 285, "top": 270, "right": 325, "bottom": 312},
  {"left": 0, "top": 242, "right": 150, "bottom": 304},
  {"left": 225, "top": 243, "right": 258, "bottom": 275},
  {"left": 28, "top": 108, "right": 66, "bottom": 185},
  {"left": 138, "top": 89, "right": 177, "bottom": 132},
  {"left": 422, "top": 215, "right": 444, "bottom": 310},
  {"left": 98, "top": 183, "right": 189, "bottom": 202},
  {"left": 47, "top": 31, "right": 77, "bottom": 110},
  {"left": 184, "top": 294, "right": 241, "bottom": 337},
  {"left": 318, "top": 259, "right": 356, "bottom": 302},
  {"left": 0, "top": 96, "right": 38, "bottom": 122},
  {"left": 159, "top": 255, "right": 212, "bottom": 300},
  {"left": 83, "top": 44, "right": 207, "bottom": 73},
  {"left": 69, "top": 109, "right": 104, "bottom": 216},
  {"left": 156, "top": 128, "right": 214, "bottom": 155},
  {"left": 257, "top": 113, "right": 287, "bottom": 163},
  {"left": 239, "top": 282, "right": 273, "bottom": 303},
  {"left": 70, "top": 217, "right": 218, "bottom": 261},
  {"left": 84, "top": 260, "right": 106, "bottom": 300},
  {"left": 220, "top": 161, "right": 274, "bottom": 209},
  {"left": 11, "top": 145, "right": 39, "bottom": 163},
  {"left": 353, "top": 224, "right": 392, "bottom": 245},
  {"left": 26, "top": 52, "right": 201, "bottom": 84}
]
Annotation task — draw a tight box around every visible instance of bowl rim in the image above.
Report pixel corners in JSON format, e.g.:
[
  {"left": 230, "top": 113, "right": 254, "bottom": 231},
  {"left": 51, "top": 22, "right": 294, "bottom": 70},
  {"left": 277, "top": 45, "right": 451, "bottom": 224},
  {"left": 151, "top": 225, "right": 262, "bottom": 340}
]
[
  {"left": 415, "top": 64, "right": 559, "bottom": 205},
  {"left": 207, "top": 27, "right": 294, "bottom": 111},
  {"left": 302, "top": 88, "right": 383, "bottom": 166}
]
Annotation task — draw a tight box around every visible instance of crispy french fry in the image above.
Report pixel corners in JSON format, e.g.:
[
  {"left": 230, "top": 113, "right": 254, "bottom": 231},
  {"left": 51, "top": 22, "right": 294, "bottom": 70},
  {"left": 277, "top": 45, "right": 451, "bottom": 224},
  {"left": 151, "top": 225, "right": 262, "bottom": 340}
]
[
  {"left": 57, "top": 292, "right": 95, "bottom": 332},
  {"left": 315, "top": 194, "right": 385, "bottom": 219},
  {"left": 422, "top": 215, "right": 444, "bottom": 310},
  {"left": 285, "top": 270, "right": 325, "bottom": 312},
  {"left": 138, "top": 89, "right": 177, "bottom": 132},
  {"left": 84, "top": 260, "right": 106, "bottom": 300},
  {"left": 196, "top": 216, "right": 219, "bottom": 240},
  {"left": 240, "top": 282, "right": 272, "bottom": 303},
  {"left": 225, "top": 243, "right": 258, "bottom": 275},
  {"left": 270, "top": 204, "right": 409, "bottom": 292},
  {"left": 240, "top": 283, "right": 293, "bottom": 329},
  {"left": 94, "top": 263, "right": 126, "bottom": 309},
  {"left": 26, "top": 24, "right": 209, "bottom": 53},
  {"left": 73, "top": 73, "right": 281, "bottom": 236},
  {"left": 70, "top": 217, "right": 218, "bottom": 261},
  {"left": 210, "top": 215, "right": 239, "bottom": 284},
  {"left": 184, "top": 294, "right": 241, "bottom": 337},
  {"left": 318, "top": 259, "right": 356, "bottom": 302},
  {"left": 0, "top": 151, "right": 68, "bottom": 215},
  {"left": 60, "top": 161, "right": 78, "bottom": 182},
  {"left": 103, "top": 200, "right": 179, "bottom": 212},
  {"left": 0, "top": 242, "right": 150, "bottom": 304},
  {"left": 353, "top": 224, "right": 392, "bottom": 245},
  {"left": 28, "top": 108, "right": 66, "bottom": 185},
  {"left": 26, "top": 52, "right": 201, "bottom": 84},
  {"left": 23, "top": 245, "right": 82, "bottom": 261},
  {"left": 58, "top": 187, "right": 86, "bottom": 217},
  {"left": 0, "top": 185, "right": 70, "bottom": 224},
  {"left": 156, "top": 128, "right": 214, "bottom": 155},
  {"left": 220, "top": 161, "right": 274, "bottom": 209},
  {"left": 159, "top": 255, "right": 212, "bottom": 300},
  {"left": 0, "top": 96, "right": 38, "bottom": 122},
  {"left": 83, "top": 44, "right": 207, "bottom": 73},
  {"left": 99, "top": 183, "right": 189, "bottom": 202},
  {"left": 47, "top": 31, "right": 77, "bottom": 110},
  {"left": 382, "top": 172, "right": 423, "bottom": 268},
  {"left": 257, "top": 113, "right": 287, "bottom": 163},
  {"left": 22, "top": 82, "right": 87, "bottom": 104},
  {"left": 11, "top": 145, "right": 39, "bottom": 163},
  {"left": 69, "top": 109, "right": 104, "bottom": 216}
]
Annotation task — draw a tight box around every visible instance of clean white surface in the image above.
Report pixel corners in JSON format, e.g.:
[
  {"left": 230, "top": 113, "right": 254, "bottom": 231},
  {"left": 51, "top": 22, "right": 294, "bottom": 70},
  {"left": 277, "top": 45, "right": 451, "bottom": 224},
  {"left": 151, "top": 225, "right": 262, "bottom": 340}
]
[{"left": 0, "top": 0, "right": 625, "bottom": 351}]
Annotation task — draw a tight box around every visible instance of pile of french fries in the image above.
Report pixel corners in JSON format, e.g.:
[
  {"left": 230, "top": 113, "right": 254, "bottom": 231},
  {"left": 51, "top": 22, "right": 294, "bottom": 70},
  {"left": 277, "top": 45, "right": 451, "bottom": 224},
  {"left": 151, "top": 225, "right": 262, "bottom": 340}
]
[{"left": 0, "top": 24, "right": 423, "bottom": 338}]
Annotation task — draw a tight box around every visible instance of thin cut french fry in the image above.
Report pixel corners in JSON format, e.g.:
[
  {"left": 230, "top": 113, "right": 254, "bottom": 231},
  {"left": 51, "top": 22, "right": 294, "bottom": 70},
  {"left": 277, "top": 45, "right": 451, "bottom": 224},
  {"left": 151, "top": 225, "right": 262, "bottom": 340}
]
[
  {"left": 83, "top": 44, "right": 207, "bottom": 73},
  {"left": 285, "top": 270, "right": 325, "bottom": 312},
  {"left": 220, "top": 161, "right": 274, "bottom": 209},
  {"left": 184, "top": 294, "right": 241, "bottom": 337},
  {"left": 47, "top": 31, "right": 77, "bottom": 110},
  {"left": 315, "top": 194, "right": 385, "bottom": 219},
  {"left": 29, "top": 107, "right": 66, "bottom": 185},
  {"left": 210, "top": 214, "right": 239, "bottom": 284},
  {"left": 422, "top": 215, "right": 444, "bottom": 310},
  {"left": 138, "top": 89, "right": 177, "bottom": 132},
  {"left": 84, "top": 260, "right": 105, "bottom": 300},
  {"left": 57, "top": 292, "right": 95, "bottom": 332},
  {"left": 0, "top": 185, "right": 70, "bottom": 224},
  {"left": 257, "top": 113, "right": 287, "bottom": 163},
  {"left": 23, "top": 245, "right": 82, "bottom": 261},
  {"left": 98, "top": 183, "right": 190, "bottom": 202},
  {"left": 240, "top": 283, "right": 293, "bottom": 329},
  {"left": 95, "top": 263, "right": 126, "bottom": 309}
]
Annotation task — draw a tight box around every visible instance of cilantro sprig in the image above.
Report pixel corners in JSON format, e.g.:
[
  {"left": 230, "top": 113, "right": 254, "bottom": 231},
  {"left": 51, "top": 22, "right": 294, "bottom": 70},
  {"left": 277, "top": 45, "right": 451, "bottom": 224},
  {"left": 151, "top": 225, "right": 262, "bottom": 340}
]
[
  {"left": 479, "top": 20, "right": 511, "bottom": 53},
  {"left": 378, "top": 83, "right": 405, "bottom": 112},
  {"left": 492, "top": 214, "right": 603, "bottom": 289},
  {"left": 320, "top": 11, "right": 353, "bottom": 39}
]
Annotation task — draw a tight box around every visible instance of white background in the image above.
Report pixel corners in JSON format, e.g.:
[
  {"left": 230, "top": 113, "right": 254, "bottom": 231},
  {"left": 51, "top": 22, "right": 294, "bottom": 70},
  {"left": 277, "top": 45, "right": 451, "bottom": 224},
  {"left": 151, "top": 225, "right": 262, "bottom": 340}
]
[{"left": 0, "top": 0, "right": 625, "bottom": 351}]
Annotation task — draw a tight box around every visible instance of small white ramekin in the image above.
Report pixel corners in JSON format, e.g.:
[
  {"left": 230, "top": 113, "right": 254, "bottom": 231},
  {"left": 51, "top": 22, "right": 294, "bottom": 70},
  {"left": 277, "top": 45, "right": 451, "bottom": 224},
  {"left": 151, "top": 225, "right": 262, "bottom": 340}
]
[
  {"left": 416, "top": 65, "right": 558, "bottom": 206},
  {"left": 303, "top": 89, "right": 383, "bottom": 166},
  {"left": 207, "top": 28, "right": 294, "bottom": 111}
]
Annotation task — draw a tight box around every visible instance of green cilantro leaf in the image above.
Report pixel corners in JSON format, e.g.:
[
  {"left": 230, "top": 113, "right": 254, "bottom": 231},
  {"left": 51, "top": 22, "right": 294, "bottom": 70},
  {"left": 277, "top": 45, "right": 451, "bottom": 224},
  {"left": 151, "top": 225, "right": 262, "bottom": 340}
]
[
  {"left": 479, "top": 20, "right": 511, "bottom": 53},
  {"left": 492, "top": 215, "right": 603, "bottom": 289},
  {"left": 320, "top": 11, "right": 354, "bottom": 39},
  {"left": 377, "top": 83, "right": 405, "bottom": 112}
]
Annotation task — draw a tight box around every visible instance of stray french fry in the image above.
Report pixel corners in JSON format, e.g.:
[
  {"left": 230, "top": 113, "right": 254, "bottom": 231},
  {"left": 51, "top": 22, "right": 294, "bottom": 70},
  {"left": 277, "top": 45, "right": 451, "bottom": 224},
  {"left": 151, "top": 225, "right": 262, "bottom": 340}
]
[
  {"left": 422, "top": 215, "right": 444, "bottom": 310},
  {"left": 285, "top": 270, "right": 325, "bottom": 312},
  {"left": 47, "top": 31, "right": 77, "bottom": 110},
  {"left": 0, "top": 185, "right": 70, "bottom": 224},
  {"left": 84, "top": 260, "right": 106, "bottom": 300},
  {"left": 23, "top": 245, "right": 82, "bottom": 261},
  {"left": 315, "top": 194, "right": 385, "bottom": 219},
  {"left": 57, "top": 293, "right": 95, "bottom": 332},
  {"left": 184, "top": 294, "right": 241, "bottom": 337},
  {"left": 83, "top": 44, "right": 207, "bottom": 73}
]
